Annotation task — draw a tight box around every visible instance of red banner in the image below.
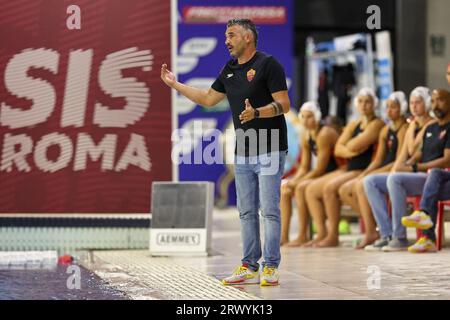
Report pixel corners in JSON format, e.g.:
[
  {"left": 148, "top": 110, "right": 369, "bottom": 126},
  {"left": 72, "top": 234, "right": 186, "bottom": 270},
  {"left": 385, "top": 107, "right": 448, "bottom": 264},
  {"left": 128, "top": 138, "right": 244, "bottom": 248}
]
[{"left": 0, "top": 0, "right": 173, "bottom": 213}]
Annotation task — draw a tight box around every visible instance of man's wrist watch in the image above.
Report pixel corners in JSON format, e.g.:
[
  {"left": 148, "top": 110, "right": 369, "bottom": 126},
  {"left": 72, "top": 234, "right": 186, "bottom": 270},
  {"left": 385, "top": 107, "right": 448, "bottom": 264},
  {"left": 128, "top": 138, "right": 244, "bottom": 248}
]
[
  {"left": 412, "top": 163, "right": 418, "bottom": 172},
  {"left": 254, "top": 109, "right": 260, "bottom": 118}
]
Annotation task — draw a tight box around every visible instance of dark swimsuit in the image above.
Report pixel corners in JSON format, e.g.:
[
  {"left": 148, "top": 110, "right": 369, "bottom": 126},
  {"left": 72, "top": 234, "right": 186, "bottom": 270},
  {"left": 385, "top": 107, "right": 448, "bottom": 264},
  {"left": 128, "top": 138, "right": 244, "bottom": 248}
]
[
  {"left": 381, "top": 124, "right": 406, "bottom": 166},
  {"left": 308, "top": 126, "right": 338, "bottom": 173},
  {"left": 347, "top": 121, "right": 376, "bottom": 171}
]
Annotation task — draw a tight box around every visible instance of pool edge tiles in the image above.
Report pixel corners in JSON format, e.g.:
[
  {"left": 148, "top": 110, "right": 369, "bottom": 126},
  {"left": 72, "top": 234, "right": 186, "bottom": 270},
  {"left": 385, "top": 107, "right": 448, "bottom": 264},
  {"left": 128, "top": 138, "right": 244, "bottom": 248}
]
[{"left": 87, "top": 250, "right": 260, "bottom": 300}]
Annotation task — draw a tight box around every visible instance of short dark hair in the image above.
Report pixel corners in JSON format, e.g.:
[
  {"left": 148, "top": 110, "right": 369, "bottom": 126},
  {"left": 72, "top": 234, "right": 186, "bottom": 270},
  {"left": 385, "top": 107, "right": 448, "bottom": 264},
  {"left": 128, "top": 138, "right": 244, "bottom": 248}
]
[{"left": 227, "top": 19, "right": 258, "bottom": 47}]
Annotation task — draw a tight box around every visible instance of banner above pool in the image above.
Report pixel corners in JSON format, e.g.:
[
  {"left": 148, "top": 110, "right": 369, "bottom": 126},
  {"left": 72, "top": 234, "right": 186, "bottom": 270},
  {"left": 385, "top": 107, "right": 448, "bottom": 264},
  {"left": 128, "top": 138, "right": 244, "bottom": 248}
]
[{"left": 0, "top": 0, "right": 174, "bottom": 213}]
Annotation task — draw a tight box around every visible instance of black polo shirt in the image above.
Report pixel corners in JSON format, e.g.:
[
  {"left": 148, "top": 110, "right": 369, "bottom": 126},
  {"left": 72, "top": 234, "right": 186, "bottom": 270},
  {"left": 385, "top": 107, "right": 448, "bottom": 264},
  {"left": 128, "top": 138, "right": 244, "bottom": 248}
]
[
  {"left": 421, "top": 121, "right": 450, "bottom": 162},
  {"left": 211, "top": 51, "right": 288, "bottom": 156}
]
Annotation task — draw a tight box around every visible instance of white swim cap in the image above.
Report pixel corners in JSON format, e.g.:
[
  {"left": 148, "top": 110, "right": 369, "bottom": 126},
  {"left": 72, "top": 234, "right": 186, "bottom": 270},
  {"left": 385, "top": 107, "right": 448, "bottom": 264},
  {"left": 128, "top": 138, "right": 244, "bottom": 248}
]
[
  {"left": 300, "top": 101, "right": 322, "bottom": 123},
  {"left": 410, "top": 86, "right": 432, "bottom": 111},
  {"left": 354, "top": 87, "right": 379, "bottom": 109},
  {"left": 387, "top": 91, "right": 408, "bottom": 114}
]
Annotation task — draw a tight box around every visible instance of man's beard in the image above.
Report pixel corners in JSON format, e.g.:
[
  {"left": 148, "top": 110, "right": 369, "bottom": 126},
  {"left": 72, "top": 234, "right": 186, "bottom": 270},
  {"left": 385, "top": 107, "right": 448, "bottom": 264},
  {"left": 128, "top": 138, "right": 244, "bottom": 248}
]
[
  {"left": 230, "top": 46, "right": 243, "bottom": 58},
  {"left": 433, "top": 108, "right": 447, "bottom": 119}
]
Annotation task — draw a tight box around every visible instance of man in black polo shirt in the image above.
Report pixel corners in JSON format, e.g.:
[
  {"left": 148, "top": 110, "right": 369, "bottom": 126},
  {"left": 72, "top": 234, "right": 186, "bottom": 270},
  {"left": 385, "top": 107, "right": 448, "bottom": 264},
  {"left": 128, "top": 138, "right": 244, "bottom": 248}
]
[
  {"left": 369, "top": 89, "right": 450, "bottom": 252},
  {"left": 401, "top": 89, "right": 450, "bottom": 252},
  {"left": 160, "top": 19, "right": 290, "bottom": 286}
]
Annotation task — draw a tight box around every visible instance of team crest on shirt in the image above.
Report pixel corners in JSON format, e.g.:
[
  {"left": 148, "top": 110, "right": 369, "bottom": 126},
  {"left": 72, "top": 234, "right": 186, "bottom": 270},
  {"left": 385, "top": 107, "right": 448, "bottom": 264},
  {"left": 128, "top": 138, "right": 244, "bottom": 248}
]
[
  {"left": 440, "top": 130, "right": 447, "bottom": 140},
  {"left": 247, "top": 68, "right": 256, "bottom": 82}
]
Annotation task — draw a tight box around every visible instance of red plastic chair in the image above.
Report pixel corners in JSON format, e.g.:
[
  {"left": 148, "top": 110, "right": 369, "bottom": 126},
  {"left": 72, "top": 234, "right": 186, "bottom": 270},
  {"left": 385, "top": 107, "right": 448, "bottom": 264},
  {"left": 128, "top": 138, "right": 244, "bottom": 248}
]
[
  {"left": 434, "top": 168, "right": 450, "bottom": 250},
  {"left": 436, "top": 200, "right": 449, "bottom": 250}
]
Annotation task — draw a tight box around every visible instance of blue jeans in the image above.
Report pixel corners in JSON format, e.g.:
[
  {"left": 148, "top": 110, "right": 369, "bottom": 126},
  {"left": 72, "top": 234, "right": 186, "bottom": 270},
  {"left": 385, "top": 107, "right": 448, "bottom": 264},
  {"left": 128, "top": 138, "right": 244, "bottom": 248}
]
[
  {"left": 234, "top": 151, "right": 287, "bottom": 271},
  {"left": 387, "top": 173, "right": 428, "bottom": 239},
  {"left": 364, "top": 172, "right": 428, "bottom": 239},
  {"left": 420, "top": 169, "right": 450, "bottom": 240},
  {"left": 364, "top": 174, "right": 394, "bottom": 239}
]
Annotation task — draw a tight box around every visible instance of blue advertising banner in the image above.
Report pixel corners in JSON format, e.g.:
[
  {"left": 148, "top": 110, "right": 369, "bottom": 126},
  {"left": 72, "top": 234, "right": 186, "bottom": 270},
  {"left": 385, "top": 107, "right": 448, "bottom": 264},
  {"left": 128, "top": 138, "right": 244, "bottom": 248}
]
[{"left": 176, "top": 0, "right": 294, "bottom": 206}]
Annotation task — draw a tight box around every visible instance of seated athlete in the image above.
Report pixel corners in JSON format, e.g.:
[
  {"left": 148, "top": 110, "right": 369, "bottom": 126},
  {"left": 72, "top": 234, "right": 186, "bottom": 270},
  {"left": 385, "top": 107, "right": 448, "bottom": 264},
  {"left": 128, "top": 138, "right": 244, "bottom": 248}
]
[{"left": 280, "top": 101, "right": 340, "bottom": 246}]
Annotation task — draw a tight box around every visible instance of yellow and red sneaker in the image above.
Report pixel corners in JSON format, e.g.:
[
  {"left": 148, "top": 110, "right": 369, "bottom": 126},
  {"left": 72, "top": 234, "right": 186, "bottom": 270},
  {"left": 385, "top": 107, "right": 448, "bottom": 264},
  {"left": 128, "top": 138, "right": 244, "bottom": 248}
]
[
  {"left": 408, "top": 237, "right": 437, "bottom": 253},
  {"left": 402, "top": 210, "right": 433, "bottom": 229},
  {"left": 260, "top": 266, "right": 279, "bottom": 287},
  {"left": 221, "top": 264, "right": 259, "bottom": 285}
]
